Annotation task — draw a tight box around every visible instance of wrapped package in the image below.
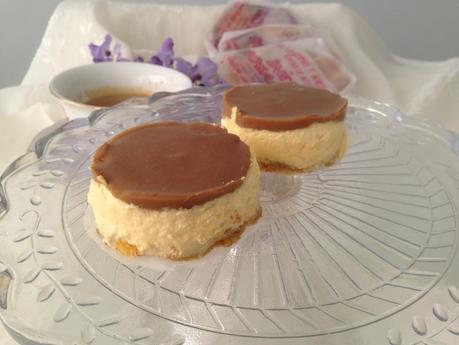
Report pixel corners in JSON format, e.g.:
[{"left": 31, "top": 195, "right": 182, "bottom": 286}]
[
  {"left": 217, "top": 24, "right": 320, "bottom": 51},
  {"left": 207, "top": 0, "right": 355, "bottom": 92},
  {"left": 206, "top": 0, "right": 297, "bottom": 56}
]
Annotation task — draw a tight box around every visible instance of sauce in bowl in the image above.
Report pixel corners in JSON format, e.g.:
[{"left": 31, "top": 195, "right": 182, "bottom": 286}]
[
  {"left": 85, "top": 87, "right": 152, "bottom": 107},
  {"left": 49, "top": 62, "right": 192, "bottom": 119},
  {"left": 86, "top": 92, "right": 152, "bottom": 107}
]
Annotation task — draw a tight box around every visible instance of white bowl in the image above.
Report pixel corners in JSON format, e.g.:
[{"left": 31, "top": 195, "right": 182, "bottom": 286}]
[{"left": 49, "top": 62, "right": 192, "bottom": 119}]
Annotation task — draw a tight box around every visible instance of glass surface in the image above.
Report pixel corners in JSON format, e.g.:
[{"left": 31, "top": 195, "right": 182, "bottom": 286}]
[{"left": 1, "top": 85, "right": 459, "bottom": 345}]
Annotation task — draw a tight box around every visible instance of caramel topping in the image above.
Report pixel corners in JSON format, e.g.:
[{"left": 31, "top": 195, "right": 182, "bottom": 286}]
[
  {"left": 91, "top": 122, "right": 251, "bottom": 210},
  {"left": 222, "top": 82, "right": 347, "bottom": 131},
  {"left": 85, "top": 92, "right": 150, "bottom": 107}
]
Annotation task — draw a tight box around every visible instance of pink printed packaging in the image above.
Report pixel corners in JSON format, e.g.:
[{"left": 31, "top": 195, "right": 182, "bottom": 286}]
[{"left": 206, "top": 1, "right": 355, "bottom": 93}]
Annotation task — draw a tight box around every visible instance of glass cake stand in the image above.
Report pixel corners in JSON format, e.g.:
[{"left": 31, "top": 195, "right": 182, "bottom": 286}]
[{"left": 1, "top": 85, "right": 459, "bottom": 345}]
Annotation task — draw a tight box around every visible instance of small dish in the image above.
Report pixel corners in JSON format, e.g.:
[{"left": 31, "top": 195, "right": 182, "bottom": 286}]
[{"left": 49, "top": 62, "right": 192, "bottom": 119}]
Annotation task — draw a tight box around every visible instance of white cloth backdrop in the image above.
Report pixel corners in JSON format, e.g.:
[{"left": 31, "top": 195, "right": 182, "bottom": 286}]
[{"left": 1, "top": 1, "right": 459, "bottom": 344}]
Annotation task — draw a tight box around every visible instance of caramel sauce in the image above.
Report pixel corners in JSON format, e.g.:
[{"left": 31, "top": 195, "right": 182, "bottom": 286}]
[
  {"left": 91, "top": 122, "right": 251, "bottom": 210},
  {"left": 222, "top": 82, "right": 347, "bottom": 131},
  {"left": 85, "top": 91, "right": 151, "bottom": 107}
]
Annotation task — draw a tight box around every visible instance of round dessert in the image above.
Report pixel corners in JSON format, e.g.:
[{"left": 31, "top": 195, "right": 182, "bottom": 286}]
[
  {"left": 87, "top": 121, "right": 261, "bottom": 259},
  {"left": 221, "top": 82, "right": 348, "bottom": 172}
]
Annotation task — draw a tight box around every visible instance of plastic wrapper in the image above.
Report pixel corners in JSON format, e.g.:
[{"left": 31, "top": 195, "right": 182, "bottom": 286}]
[
  {"left": 215, "top": 36, "right": 355, "bottom": 93},
  {"left": 205, "top": 0, "right": 297, "bottom": 56},
  {"left": 218, "top": 24, "right": 320, "bottom": 52},
  {"left": 206, "top": 1, "right": 356, "bottom": 92}
]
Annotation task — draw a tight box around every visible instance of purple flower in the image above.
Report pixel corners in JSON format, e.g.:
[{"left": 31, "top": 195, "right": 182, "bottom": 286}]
[
  {"left": 150, "top": 56, "right": 162, "bottom": 65},
  {"left": 88, "top": 34, "right": 128, "bottom": 62},
  {"left": 191, "top": 57, "right": 218, "bottom": 86},
  {"left": 152, "top": 38, "right": 220, "bottom": 86},
  {"left": 88, "top": 35, "right": 222, "bottom": 86},
  {"left": 173, "top": 56, "right": 219, "bottom": 86},
  {"left": 174, "top": 57, "right": 194, "bottom": 77},
  {"left": 149, "top": 37, "right": 174, "bottom": 67},
  {"left": 88, "top": 34, "right": 114, "bottom": 62}
]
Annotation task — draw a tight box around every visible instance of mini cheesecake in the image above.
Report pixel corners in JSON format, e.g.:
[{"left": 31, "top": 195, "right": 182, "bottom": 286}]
[
  {"left": 87, "top": 122, "right": 261, "bottom": 259},
  {"left": 222, "top": 82, "right": 348, "bottom": 172}
]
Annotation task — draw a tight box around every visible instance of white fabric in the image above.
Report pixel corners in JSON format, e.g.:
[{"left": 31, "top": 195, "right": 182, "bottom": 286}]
[{"left": 1, "top": 1, "right": 459, "bottom": 344}]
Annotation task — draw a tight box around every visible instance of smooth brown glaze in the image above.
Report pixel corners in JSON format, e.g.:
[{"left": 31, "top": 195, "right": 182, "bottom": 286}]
[
  {"left": 91, "top": 122, "right": 251, "bottom": 210},
  {"left": 86, "top": 92, "right": 151, "bottom": 107},
  {"left": 222, "top": 82, "right": 347, "bottom": 131}
]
